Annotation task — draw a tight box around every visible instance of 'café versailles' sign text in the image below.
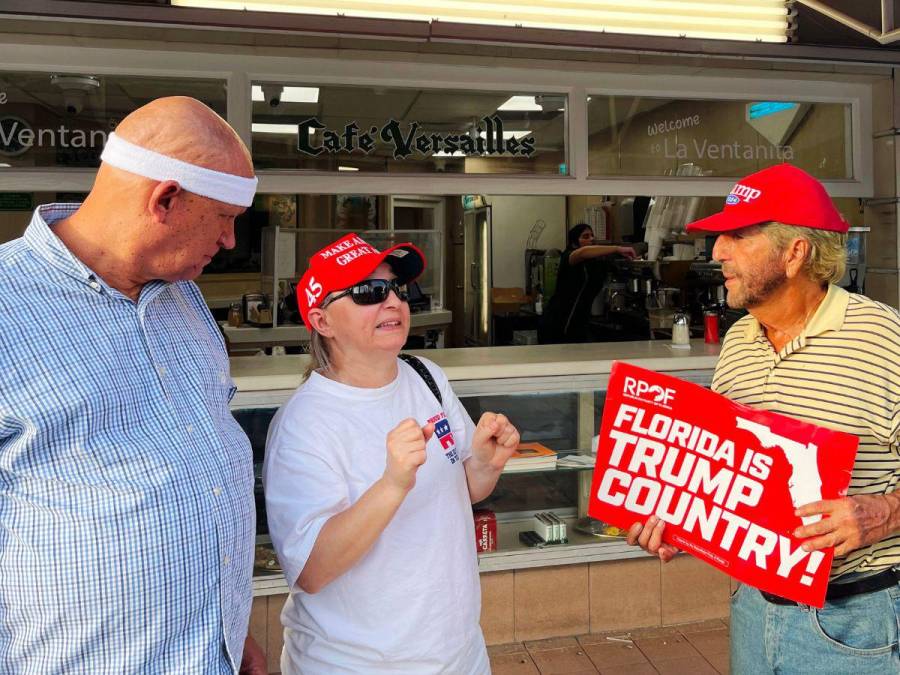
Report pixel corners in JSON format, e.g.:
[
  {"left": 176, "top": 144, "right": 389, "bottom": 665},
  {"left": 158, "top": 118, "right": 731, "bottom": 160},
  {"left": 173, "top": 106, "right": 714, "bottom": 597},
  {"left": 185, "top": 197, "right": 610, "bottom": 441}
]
[{"left": 297, "top": 115, "right": 536, "bottom": 159}]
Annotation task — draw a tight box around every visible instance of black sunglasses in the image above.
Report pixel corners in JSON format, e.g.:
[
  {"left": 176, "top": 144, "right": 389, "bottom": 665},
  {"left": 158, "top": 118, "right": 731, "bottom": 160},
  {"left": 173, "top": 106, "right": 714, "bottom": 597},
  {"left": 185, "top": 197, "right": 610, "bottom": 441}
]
[{"left": 322, "top": 278, "right": 409, "bottom": 308}]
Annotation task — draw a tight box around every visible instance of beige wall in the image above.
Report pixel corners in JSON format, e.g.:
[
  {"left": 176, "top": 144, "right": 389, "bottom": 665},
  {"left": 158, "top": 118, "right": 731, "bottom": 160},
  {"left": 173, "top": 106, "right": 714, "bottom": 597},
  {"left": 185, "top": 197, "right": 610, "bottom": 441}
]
[
  {"left": 480, "top": 557, "right": 731, "bottom": 646},
  {"left": 484, "top": 195, "right": 566, "bottom": 289}
]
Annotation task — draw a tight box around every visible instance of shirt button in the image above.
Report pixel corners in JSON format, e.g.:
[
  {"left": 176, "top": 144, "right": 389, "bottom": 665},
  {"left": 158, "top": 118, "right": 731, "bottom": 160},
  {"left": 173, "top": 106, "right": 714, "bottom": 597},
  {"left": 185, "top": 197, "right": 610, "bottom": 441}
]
[
  {"left": 219, "top": 372, "right": 228, "bottom": 384},
  {"left": 212, "top": 486, "right": 222, "bottom": 496},
  {"left": 223, "top": 556, "right": 231, "bottom": 566},
  {"left": 186, "top": 425, "right": 193, "bottom": 434},
  {"left": 89, "top": 281, "right": 100, "bottom": 291},
  {"left": 157, "top": 366, "right": 167, "bottom": 378}
]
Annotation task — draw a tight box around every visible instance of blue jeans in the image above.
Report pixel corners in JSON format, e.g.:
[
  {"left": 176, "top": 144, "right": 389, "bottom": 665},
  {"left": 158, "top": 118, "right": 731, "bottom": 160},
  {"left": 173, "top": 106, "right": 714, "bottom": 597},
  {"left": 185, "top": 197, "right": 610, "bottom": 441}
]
[{"left": 730, "top": 582, "right": 900, "bottom": 674}]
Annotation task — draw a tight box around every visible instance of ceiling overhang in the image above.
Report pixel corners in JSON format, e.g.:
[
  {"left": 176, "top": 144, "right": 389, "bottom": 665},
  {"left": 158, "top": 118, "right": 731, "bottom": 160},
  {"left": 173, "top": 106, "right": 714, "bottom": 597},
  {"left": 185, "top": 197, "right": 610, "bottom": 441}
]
[{"left": 4, "top": 1, "right": 900, "bottom": 66}]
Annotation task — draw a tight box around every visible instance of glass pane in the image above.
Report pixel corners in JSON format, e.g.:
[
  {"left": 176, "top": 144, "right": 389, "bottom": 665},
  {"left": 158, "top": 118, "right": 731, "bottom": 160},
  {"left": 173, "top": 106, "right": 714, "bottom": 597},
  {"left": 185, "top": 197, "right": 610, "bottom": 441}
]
[
  {"left": 232, "top": 407, "right": 278, "bottom": 536},
  {"left": 476, "top": 471, "right": 579, "bottom": 514},
  {"left": 0, "top": 72, "right": 227, "bottom": 169},
  {"left": 196, "top": 190, "right": 865, "bottom": 345},
  {"left": 251, "top": 83, "right": 567, "bottom": 175},
  {"left": 7, "top": 190, "right": 866, "bottom": 341},
  {"left": 588, "top": 96, "right": 852, "bottom": 179},
  {"left": 462, "top": 390, "right": 581, "bottom": 514},
  {"left": 460, "top": 392, "right": 578, "bottom": 452}
]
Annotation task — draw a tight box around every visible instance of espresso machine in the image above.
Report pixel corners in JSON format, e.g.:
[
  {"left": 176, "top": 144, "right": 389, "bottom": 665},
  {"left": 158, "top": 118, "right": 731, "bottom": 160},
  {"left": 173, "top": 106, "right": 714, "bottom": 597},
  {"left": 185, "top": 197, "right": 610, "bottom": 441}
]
[
  {"left": 686, "top": 261, "right": 744, "bottom": 337},
  {"left": 687, "top": 262, "right": 725, "bottom": 310},
  {"left": 587, "top": 259, "right": 658, "bottom": 340}
]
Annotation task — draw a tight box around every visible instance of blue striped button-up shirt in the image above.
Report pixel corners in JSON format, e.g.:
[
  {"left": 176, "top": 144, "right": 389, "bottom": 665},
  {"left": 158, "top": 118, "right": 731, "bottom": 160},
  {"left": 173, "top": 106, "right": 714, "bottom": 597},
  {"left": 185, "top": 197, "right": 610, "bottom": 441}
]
[{"left": 0, "top": 204, "right": 255, "bottom": 673}]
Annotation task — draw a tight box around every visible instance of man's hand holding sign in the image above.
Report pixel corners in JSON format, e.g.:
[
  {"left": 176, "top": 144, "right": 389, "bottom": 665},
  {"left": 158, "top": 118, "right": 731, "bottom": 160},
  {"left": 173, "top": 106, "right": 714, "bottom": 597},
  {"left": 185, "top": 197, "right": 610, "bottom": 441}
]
[
  {"left": 794, "top": 493, "right": 900, "bottom": 557},
  {"left": 590, "top": 362, "right": 857, "bottom": 607}
]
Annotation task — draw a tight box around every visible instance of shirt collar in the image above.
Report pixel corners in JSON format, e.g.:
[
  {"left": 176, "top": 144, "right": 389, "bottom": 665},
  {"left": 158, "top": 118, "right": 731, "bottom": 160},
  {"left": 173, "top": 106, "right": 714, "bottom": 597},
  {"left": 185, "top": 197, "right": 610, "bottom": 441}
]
[
  {"left": 803, "top": 284, "right": 848, "bottom": 337},
  {"left": 23, "top": 203, "right": 99, "bottom": 287},
  {"left": 742, "top": 283, "right": 848, "bottom": 342}
]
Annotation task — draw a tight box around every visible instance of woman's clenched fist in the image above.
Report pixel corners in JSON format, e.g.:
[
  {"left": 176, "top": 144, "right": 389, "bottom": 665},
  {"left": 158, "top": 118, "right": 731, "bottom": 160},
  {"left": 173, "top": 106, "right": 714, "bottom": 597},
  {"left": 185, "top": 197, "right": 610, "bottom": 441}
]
[{"left": 383, "top": 418, "right": 434, "bottom": 493}]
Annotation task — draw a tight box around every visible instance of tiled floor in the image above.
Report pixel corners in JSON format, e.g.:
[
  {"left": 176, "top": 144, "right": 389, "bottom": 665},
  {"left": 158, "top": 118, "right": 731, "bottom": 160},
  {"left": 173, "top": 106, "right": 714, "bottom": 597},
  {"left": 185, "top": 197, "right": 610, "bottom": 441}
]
[{"left": 488, "top": 619, "right": 730, "bottom": 675}]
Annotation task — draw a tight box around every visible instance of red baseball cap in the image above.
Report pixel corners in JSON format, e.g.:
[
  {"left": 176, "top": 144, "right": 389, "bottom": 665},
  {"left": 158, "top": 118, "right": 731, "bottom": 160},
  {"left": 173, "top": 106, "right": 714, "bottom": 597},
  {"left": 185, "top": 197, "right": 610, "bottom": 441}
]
[
  {"left": 686, "top": 163, "right": 848, "bottom": 234},
  {"left": 297, "top": 233, "right": 426, "bottom": 325}
]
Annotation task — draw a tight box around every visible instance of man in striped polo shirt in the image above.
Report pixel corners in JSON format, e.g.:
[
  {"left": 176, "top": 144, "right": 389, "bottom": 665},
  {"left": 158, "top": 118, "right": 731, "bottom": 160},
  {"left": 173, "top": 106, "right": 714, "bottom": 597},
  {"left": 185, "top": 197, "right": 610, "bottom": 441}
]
[{"left": 629, "top": 163, "right": 899, "bottom": 673}]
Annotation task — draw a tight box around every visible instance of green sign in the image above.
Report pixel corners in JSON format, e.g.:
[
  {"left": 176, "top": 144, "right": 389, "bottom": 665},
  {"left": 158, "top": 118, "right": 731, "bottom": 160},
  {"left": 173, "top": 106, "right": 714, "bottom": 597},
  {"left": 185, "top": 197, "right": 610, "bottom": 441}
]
[{"left": 0, "top": 193, "right": 32, "bottom": 211}]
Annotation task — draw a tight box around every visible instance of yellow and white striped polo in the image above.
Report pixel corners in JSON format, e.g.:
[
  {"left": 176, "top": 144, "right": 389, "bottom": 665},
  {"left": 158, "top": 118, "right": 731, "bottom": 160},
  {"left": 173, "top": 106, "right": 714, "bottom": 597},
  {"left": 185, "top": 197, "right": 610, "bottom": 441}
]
[{"left": 712, "top": 284, "right": 900, "bottom": 579}]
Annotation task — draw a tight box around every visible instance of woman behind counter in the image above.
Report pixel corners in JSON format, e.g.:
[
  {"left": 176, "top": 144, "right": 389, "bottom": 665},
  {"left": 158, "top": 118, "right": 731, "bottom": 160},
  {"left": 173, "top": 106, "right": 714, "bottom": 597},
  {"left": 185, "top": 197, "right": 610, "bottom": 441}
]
[
  {"left": 264, "top": 233, "right": 520, "bottom": 674},
  {"left": 540, "top": 223, "right": 637, "bottom": 343}
]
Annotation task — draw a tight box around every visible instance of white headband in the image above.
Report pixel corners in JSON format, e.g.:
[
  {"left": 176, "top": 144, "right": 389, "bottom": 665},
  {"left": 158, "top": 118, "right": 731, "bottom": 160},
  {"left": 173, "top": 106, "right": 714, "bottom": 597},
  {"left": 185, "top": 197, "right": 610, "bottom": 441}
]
[{"left": 100, "top": 132, "right": 258, "bottom": 207}]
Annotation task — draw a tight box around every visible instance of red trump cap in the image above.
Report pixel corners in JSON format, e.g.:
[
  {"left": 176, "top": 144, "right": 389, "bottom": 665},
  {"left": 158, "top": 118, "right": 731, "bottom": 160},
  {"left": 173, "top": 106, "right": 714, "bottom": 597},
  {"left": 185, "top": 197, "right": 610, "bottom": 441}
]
[
  {"left": 686, "top": 163, "right": 849, "bottom": 235},
  {"left": 297, "top": 233, "right": 425, "bottom": 326}
]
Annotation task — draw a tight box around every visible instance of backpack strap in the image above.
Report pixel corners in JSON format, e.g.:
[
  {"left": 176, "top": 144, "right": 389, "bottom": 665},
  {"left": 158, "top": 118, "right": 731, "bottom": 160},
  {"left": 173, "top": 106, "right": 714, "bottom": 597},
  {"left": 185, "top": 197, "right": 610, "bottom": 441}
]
[{"left": 399, "top": 353, "right": 442, "bottom": 406}]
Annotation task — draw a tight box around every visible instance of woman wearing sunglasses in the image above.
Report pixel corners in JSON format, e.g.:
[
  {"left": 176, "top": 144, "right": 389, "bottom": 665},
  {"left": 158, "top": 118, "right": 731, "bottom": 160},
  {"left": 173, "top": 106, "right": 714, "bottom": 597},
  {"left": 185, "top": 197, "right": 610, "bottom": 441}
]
[{"left": 264, "top": 233, "right": 520, "bottom": 674}]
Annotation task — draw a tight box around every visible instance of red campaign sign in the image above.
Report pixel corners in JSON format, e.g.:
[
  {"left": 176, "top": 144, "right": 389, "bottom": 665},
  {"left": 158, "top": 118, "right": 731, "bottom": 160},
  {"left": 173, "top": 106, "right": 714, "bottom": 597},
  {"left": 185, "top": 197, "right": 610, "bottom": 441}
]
[{"left": 588, "top": 362, "right": 858, "bottom": 608}]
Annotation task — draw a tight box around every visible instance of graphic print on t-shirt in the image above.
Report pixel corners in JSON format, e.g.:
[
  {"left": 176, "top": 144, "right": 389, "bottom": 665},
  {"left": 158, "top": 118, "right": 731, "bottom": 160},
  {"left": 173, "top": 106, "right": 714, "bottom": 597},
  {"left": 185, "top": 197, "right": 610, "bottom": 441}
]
[{"left": 427, "top": 411, "right": 459, "bottom": 464}]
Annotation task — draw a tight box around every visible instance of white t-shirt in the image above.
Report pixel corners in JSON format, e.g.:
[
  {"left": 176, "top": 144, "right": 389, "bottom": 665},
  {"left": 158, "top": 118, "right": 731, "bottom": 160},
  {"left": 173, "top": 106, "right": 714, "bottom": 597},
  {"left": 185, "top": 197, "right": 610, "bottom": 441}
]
[{"left": 263, "top": 357, "right": 489, "bottom": 675}]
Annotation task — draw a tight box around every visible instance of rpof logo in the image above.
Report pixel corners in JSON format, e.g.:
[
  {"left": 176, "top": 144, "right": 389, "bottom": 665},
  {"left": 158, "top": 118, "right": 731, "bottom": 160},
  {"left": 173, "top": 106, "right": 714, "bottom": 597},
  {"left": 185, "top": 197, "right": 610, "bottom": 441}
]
[{"left": 622, "top": 376, "right": 675, "bottom": 407}]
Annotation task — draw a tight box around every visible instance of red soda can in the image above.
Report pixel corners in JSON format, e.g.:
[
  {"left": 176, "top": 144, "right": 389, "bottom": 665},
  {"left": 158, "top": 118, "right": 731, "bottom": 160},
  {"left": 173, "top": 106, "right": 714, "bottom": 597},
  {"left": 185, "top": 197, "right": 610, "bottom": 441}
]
[
  {"left": 704, "top": 311, "right": 720, "bottom": 344},
  {"left": 474, "top": 509, "right": 497, "bottom": 552}
]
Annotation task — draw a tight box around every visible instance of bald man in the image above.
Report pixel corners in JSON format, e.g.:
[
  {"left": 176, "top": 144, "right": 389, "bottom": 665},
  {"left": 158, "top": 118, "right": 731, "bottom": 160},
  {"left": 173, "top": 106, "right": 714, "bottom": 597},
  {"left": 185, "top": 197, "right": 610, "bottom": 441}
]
[{"left": 0, "top": 98, "right": 265, "bottom": 673}]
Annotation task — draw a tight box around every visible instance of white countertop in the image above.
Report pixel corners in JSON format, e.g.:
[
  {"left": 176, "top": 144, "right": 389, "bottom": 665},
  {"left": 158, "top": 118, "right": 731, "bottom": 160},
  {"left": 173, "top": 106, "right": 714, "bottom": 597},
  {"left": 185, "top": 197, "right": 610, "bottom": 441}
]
[
  {"left": 223, "top": 309, "right": 452, "bottom": 344},
  {"left": 230, "top": 339, "right": 721, "bottom": 393}
]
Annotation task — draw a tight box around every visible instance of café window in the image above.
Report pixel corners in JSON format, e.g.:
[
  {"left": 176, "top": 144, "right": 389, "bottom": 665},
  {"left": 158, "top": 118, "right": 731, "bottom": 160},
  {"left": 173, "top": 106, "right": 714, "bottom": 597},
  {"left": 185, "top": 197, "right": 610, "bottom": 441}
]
[
  {"left": 0, "top": 72, "right": 227, "bottom": 169},
  {"left": 250, "top": 83, "right": 567, "bottom": 175},
  {"left": 587, "top": 96, "right": 852, "bottom": 179}
]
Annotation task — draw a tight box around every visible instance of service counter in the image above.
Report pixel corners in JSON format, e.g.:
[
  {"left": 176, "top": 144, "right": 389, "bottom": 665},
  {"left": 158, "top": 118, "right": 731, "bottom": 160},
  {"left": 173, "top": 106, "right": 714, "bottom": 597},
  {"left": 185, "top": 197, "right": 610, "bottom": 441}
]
[
  {"left": 237, "top": 340, "right": 734, "bottom": 650},
  {"left": 232, "top": 339, "right": 720, "bottom": 396}
]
